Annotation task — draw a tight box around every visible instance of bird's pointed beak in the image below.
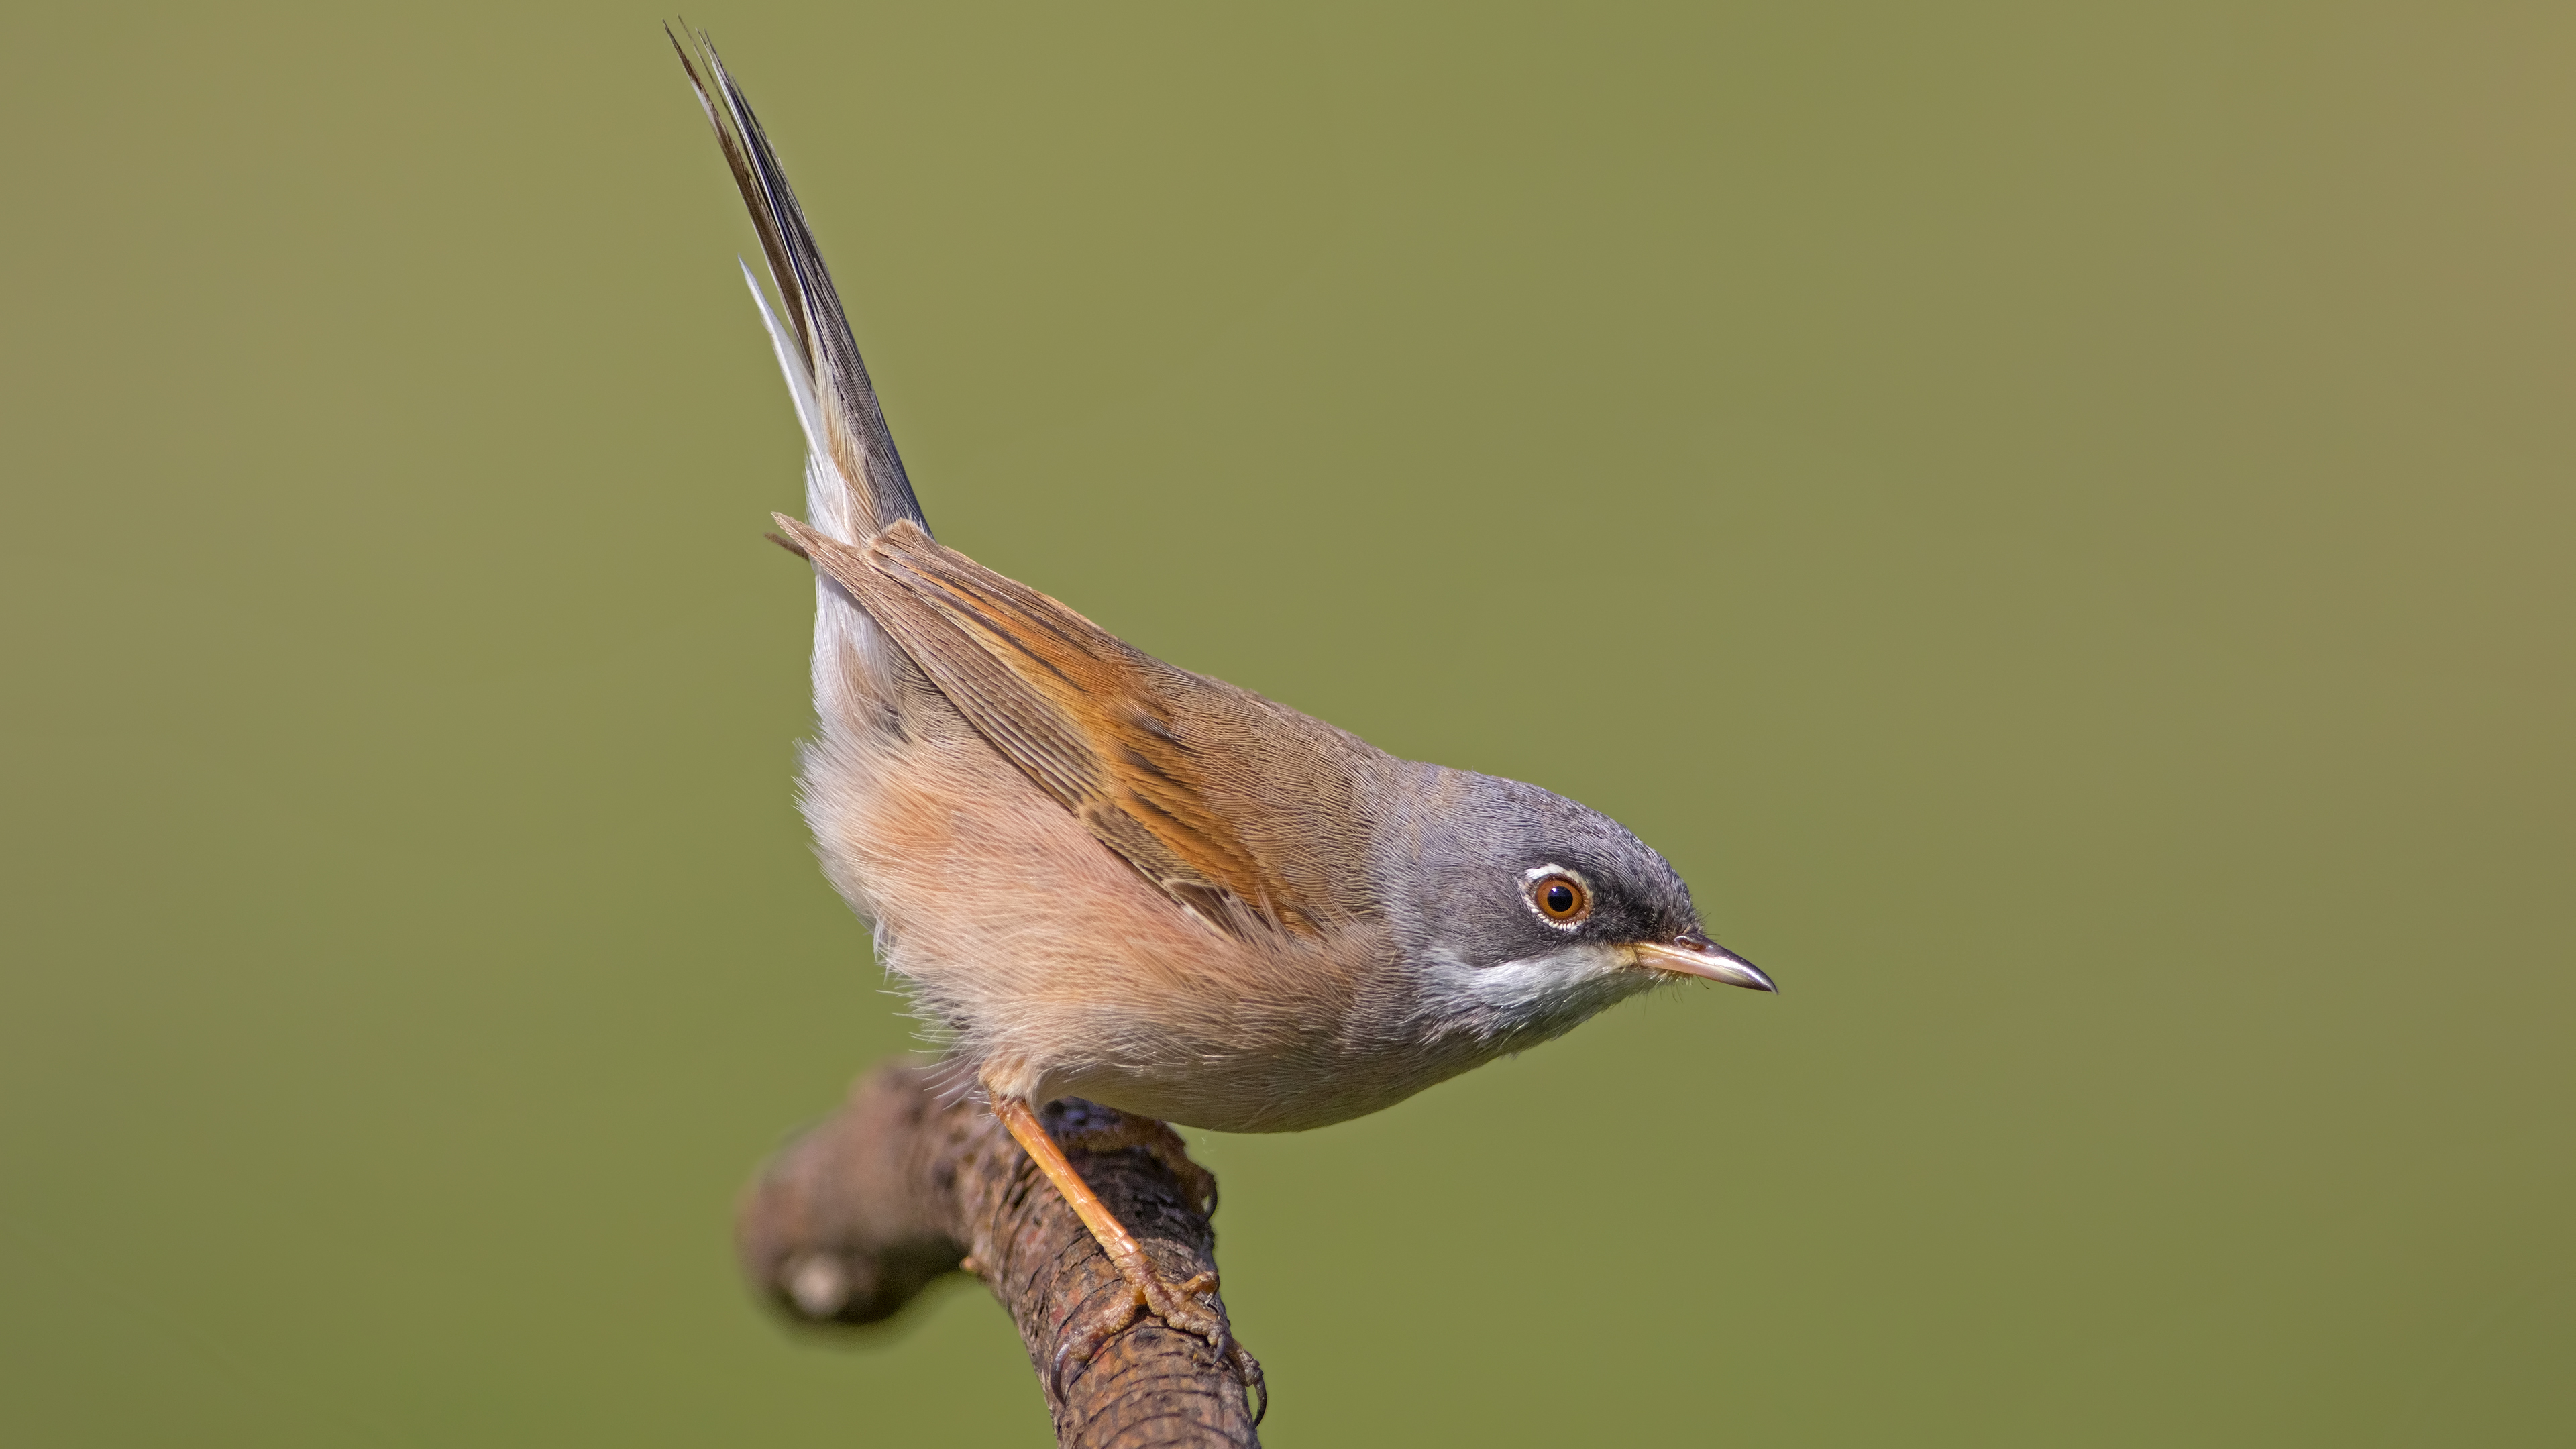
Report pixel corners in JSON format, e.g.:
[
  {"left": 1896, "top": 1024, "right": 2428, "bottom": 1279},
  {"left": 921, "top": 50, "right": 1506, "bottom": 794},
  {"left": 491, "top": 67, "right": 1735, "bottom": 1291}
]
[{"left": 1630, "top": 931, "right": 1777, "bottom": 992}]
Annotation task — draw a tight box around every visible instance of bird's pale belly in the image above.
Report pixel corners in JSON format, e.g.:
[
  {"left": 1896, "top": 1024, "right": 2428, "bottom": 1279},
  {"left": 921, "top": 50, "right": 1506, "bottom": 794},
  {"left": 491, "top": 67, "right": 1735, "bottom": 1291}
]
[{"left": 1040, "top": 1019, "right": 1531, "bottom": 1135}]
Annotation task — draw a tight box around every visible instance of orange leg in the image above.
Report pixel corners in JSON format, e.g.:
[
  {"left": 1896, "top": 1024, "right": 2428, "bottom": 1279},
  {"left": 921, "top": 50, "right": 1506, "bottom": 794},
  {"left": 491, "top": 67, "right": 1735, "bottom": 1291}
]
[
  {"left": 1044, "top": 1107, "right": 1220, "bottom": 1219},
  {"left": 989, "top": 1094, "right": 1261, "bottom": 1409}
]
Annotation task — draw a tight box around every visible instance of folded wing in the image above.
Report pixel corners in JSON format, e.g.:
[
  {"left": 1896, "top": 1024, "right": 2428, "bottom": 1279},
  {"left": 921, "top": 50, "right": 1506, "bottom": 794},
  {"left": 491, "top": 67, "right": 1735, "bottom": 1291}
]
[{"left": 773, "top": 516, "right": 1313, "bottom": 941}]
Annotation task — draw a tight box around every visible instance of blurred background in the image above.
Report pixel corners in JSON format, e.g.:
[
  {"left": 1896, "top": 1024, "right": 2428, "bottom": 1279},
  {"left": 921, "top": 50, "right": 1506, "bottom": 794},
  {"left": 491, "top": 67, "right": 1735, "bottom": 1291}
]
[{"left": 3, "top": 3, "right": 2569, "bottom": 1444}]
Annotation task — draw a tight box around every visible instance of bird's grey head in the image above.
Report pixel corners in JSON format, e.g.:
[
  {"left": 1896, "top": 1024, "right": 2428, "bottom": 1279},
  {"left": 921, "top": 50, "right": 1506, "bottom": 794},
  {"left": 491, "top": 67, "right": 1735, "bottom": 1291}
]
[{"left": 1377, "top": 767, "right": 1773, "bottom": 1053}]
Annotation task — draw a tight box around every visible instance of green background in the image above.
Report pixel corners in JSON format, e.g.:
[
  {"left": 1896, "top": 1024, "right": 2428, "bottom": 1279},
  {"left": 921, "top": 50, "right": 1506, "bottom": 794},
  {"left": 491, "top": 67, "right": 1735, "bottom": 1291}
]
[{"left": 5, "top": 3, "right": 2569, "bottom": 1444}]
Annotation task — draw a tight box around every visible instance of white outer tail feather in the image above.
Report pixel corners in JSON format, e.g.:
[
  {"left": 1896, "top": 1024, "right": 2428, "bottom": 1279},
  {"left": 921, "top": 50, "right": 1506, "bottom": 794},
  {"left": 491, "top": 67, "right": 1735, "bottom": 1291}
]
[{"left": 737, "top": 258, "right": 894, "bottom": 741}]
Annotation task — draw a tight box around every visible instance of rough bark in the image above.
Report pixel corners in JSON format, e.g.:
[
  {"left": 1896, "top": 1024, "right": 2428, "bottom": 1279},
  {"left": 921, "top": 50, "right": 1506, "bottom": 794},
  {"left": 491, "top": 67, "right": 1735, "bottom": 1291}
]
[{"left": 737, "top": 1063, "right": 1262, "bottom": 1447}]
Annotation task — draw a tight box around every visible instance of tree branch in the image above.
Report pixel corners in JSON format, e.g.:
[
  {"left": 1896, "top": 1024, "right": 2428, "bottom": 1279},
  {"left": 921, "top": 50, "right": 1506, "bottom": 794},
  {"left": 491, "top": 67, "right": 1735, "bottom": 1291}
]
[{"left": 736, "top": 1063, "right": 1263, "bottom": 1447}]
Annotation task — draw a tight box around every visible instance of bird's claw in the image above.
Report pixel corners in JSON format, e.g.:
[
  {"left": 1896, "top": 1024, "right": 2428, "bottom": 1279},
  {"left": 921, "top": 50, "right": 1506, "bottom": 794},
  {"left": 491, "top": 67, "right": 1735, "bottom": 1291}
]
[
  {"left": 1048, "top": 1267, "right": 1263, "bottom": 1423},
  {"left": 1232, "top": 1338, "right": 1268, "bottom": 1425}
]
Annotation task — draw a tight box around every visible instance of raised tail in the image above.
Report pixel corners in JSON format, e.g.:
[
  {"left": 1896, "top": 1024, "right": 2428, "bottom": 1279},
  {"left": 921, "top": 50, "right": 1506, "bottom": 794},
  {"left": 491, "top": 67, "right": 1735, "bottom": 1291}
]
[{"left": 671, "top": 25, "right": 928, "bottom": 544}]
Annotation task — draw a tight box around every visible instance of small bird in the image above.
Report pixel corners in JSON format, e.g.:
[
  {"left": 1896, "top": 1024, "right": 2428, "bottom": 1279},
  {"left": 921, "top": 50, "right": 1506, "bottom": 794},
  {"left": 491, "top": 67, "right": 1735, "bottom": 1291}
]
[{"left": 674, "top": 30, "right": 1773, "bottom": 1391}]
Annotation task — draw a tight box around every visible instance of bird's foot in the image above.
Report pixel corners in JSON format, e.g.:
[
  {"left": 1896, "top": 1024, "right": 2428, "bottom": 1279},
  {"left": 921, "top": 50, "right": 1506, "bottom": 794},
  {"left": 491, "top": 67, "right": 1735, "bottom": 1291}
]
[
  {"left": 1051, "top": 1261, "right": 1265, "bottom": 1422},
  {"left": 998, "top": 1094, "right": 1263, "bottom": 1422}
]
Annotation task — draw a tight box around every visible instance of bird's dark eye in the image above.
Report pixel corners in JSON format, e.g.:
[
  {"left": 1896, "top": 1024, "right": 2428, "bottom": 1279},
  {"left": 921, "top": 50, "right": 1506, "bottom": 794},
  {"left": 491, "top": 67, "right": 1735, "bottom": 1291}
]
[{"left": 1529, "top": 873, "right": 1590, "bottom": 924}]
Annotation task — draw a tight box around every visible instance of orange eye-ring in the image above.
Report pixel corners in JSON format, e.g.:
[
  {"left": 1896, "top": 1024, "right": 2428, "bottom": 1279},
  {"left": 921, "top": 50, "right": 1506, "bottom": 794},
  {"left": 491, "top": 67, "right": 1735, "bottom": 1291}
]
[{"left": 1530, "top": 873, "right": 1590, "bottom": 924}]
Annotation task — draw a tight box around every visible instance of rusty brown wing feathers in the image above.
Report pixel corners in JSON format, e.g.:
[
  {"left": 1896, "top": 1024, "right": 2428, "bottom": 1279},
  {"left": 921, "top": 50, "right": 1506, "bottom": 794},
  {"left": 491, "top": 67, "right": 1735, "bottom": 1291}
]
[{"left": 773, "top": 516, "right": 1310, "bottom": 941}]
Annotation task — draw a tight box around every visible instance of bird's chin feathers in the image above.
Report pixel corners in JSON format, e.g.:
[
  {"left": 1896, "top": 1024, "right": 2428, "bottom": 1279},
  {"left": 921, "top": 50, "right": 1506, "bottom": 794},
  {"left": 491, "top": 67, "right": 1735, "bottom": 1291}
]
[{"left": 1411, "top": 939, "right": 1660, "bottom": 1055}]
